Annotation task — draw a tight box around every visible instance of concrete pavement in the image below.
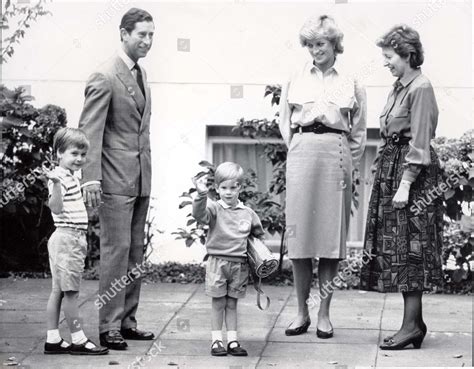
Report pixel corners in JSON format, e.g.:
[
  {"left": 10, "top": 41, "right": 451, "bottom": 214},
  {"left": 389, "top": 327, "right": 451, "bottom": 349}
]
[{"left": 0, "top": 278, "right": 472, "bottom": 368}]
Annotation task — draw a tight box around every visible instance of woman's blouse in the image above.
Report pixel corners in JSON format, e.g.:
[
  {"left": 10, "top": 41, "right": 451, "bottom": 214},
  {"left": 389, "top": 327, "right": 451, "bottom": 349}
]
[
  {"left": 373, "top": 69, "right": 439, "bottom": 182},
  {"left": 279, "top": 60, "right": 367, "bottom": 170}
]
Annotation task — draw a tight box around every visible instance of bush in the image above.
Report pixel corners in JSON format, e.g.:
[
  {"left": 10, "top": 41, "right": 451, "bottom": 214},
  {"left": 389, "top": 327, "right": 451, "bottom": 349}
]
[{"left": 0, "top": 85, "right": 66, "bottom": 272}]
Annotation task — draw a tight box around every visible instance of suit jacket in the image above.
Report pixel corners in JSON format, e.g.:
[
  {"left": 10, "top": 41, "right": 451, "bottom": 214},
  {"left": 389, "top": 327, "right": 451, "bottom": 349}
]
[{"left": 79, "top": 56, "right": 152, "bottom": 197}]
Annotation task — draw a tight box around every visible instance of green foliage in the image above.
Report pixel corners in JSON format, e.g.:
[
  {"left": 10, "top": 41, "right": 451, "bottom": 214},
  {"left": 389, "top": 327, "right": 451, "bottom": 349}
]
[
  {"left": 0, "top": 85, "right": 66, "bottom": 271},
  {"left": 432, "top": 130, "right": 473, "bottom": 221},
  {"left": 143, "top": 262, "right": 206, "bottom": 284},
  {"left": 432, "top": 129, "right": 473, "bottom": 293},
  {"left": 1, "top": 0, "right": 51, "bottom": 63}
]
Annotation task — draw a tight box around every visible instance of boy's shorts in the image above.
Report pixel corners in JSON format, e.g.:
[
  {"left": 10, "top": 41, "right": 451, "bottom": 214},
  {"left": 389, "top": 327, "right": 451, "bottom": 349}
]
[
  {"left": 48, "top": 227, "right": 87, "bottom": 292},
  {"left": 205, "top": 255, "right": 249, "bottom": 299}
]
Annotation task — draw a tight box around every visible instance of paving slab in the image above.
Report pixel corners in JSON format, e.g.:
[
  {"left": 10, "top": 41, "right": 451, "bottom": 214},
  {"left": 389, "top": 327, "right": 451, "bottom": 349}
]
[
  {"left": 146, "top": 354, "right": 260, "bottom": 369},
  {"left": 20, "top": 353, "right": 138, "bottom": 369},
  {"left": 260, "top": 341, "right": 377, "bottom": 367},
  {"left": 0, "top": 278, "right": 472, "bottom": 368}
]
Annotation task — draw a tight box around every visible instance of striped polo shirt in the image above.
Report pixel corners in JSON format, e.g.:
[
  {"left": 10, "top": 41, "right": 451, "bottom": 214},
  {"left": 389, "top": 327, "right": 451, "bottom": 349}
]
[{"left": 48, "top": 166, "right": 88, "bottom": 230}]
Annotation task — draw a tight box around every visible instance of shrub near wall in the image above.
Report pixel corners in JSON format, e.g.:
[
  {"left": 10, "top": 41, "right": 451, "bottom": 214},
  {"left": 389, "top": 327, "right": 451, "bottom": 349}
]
[{"left": 0, "top": 85, "right": 66, "bottom": 272}]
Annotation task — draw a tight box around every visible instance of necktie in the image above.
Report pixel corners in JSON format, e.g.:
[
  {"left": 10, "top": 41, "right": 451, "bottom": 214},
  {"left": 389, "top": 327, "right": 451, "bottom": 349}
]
[{"left": 133, "top": 64, "right": 145, "bottom": 97}]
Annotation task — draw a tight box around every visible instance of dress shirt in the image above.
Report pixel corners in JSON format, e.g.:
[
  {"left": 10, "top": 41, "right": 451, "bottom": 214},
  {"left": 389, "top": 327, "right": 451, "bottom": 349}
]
[
  {"left": 373, "top": 69, "right": 439, "bottom": 182},
  {"left": 118, "top": 47, "right": 136, "bottom": 77},
  {"left": 279, "top": 59, "right": 367, "bottom": 170}
]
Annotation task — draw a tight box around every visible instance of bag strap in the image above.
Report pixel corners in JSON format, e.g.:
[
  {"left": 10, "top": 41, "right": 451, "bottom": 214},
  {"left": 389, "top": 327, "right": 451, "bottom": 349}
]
[{"left": 250, "top": 268, "right": 270, "bottom": 310}]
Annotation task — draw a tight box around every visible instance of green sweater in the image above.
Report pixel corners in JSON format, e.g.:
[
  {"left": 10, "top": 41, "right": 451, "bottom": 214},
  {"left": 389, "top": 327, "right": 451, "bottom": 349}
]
[{"left": 192, "top": 194, "right": 265, "bottom": 260}]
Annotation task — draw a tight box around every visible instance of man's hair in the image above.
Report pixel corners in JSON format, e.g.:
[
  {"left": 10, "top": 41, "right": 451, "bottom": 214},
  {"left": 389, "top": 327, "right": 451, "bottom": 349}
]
[
  {"left": 53, "top": 127, "right": 89, "bottom": 156},
  {"left": 120, "top": 8, "right": 153, "bottom": 40},
  {"left": 214, "top": 162, "right": 244, "bottom": 186}
]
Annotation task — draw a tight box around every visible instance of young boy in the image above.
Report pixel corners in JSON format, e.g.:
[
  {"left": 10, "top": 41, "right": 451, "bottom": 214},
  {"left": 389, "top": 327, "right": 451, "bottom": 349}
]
[
  {"left": 192, "top": 162, "right": 265, "bottom": 357},
  {"left": 44, "top": 127, "right": 108, "bottom": 355}
]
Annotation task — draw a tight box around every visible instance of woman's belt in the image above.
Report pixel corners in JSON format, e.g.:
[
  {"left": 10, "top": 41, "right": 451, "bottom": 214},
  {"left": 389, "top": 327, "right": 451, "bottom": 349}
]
[
  {"left": 386, "top": 133, "right": 411, "bottom": 145},
  {"left": 291, "top": 122, "right": 345, "bottom": 135}
]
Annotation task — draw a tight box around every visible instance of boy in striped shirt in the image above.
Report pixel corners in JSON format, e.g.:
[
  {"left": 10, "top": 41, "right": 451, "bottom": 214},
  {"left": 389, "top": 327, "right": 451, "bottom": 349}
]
[{"left": 44, "top": 127, "right": 108, "bottom": 355}]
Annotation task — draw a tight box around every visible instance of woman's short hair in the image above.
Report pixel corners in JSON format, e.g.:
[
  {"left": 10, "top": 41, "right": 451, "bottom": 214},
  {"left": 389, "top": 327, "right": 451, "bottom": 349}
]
[
  {"left": 214, "top": 162, "right": 244, "bottom": 186},
  {"left": 376, "top": 24, "right": 424, "bottom": 68},
  {"left": 53, "top": 127, "right": 89, "bottom": 155},
  {"left": 119, "top": 8, "right": 153, "bottom": 36},
  {"left": 299, "top": 15, "right": 344, "bottom": 55}
]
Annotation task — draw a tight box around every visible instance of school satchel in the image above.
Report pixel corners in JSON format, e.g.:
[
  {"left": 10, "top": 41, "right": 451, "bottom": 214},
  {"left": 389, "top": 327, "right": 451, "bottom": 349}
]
[{"left": 247, "top": 237, "right": 279, "bottom": 310}]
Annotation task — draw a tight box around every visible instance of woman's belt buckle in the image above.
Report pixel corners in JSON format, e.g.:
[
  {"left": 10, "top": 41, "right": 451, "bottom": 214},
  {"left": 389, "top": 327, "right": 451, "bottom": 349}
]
[{"left": 391, "top": 133, "right": 400, "bottom": 143}]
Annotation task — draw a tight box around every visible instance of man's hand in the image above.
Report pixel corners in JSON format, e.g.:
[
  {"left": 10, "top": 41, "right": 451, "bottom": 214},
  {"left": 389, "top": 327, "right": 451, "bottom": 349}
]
[
  {"left": 82, "top": 183, "right": 102, "bottom": 208},
  {"left": 392, "top": 181, "right": 411, "bottom": 209},
  {"left": 192, "top": 174, "right": 209, "bottom": 194}
]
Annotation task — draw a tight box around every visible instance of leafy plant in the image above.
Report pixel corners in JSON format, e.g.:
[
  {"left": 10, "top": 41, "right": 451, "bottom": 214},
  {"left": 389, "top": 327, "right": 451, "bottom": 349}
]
[
  {"left": 0, "top": 85, "right": 66, "bottom": 271},
  {"left": 432, "top": 129, "right": 473, "bottom": 222},
  {"left": 1, "top": 0, "right": 51, "bottom": 63}
]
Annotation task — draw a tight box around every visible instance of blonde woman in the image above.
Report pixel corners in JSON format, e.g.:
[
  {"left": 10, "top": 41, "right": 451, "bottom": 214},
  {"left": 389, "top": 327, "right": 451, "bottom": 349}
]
[{"left": 279, "top": 15, "right": 366, "bottom": 338}]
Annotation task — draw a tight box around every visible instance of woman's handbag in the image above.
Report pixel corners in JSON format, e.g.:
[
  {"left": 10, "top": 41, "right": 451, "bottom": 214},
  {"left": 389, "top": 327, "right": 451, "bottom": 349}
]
[{"left": 247, "top": 237, "right": 279, "bottom": 310}]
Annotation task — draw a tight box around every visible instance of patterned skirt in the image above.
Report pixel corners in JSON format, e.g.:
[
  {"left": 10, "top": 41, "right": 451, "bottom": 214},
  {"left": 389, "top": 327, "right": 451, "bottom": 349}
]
[{"left": 360, "top": 140, "right": 444, "bottom": 293}]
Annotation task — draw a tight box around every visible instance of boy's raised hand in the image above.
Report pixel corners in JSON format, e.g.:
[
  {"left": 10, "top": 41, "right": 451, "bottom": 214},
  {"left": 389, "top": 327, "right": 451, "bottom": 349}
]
[
  {"left": 192, "top": 173, "right": 209, "bottom": 194},
  {"left": 45, "top": 167, "right": 62, "bottom": 184}
]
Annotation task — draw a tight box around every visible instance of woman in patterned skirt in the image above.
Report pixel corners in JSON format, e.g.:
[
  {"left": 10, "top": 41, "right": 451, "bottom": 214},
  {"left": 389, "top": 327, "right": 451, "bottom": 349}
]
[
  {"left": 360, "top": 25, "right": 444, "bottom": 350},
  {"left": 279, "top": 15, "right": 366, "bottom": 338}
]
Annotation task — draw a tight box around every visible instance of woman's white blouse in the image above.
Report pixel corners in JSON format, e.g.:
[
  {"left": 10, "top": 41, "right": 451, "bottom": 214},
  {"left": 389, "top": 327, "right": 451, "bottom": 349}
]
[{"left": 279, "top": 60, "right": 367, "bottom": 170}]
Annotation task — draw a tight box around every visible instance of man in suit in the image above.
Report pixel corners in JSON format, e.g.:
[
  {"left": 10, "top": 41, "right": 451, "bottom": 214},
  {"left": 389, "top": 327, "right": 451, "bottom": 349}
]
[{"left": 79, "top": 8, "right": 155, "bottom": 350}]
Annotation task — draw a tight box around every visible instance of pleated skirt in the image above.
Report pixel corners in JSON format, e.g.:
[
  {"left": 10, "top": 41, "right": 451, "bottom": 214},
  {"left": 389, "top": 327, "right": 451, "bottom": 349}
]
[
  {"left": 285, "top": 132, "right": 352, "bottom": 259},
  {"left": 360, "top": 141, "right": 444, "bottom": 293}
]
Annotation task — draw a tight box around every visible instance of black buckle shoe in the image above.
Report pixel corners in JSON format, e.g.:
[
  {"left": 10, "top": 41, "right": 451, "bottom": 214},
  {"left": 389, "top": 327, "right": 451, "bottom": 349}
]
[
  {"left": 120, "top": 327, "right": 155, "bottom": 341},
  {"left": 44, "top": 339, "right": 70, "bottom": 355},
  {"left": 210, "top": 340, "right": 227, "bottom": 356},
  {"left": 99, "top": 330, "right": 128, "bottom": 350},
  {"left": 69, "top": 339, "right": 109, "bottom": 355},
  {"left": 227, "top": 341, "right": 248, "bottom": 356}
]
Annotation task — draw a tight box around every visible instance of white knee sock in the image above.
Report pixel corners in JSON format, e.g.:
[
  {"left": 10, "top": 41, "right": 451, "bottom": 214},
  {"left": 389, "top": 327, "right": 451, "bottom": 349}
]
[
  {"left": 46, "top": 329, "right": 61, "bottom": 343},
  {"left": 227, "top": 330, "right": 238, "bottom": 348},
  {"left": 211, "top": 330, "right": 223, "bottom": 346},
  {"left": 71, "top": 330, "right": 95, "bottom": 348}
]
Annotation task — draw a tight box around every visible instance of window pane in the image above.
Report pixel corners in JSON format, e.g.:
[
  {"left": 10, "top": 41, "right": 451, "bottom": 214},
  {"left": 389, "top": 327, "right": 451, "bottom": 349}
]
[{"left": 212, "top": 143, "right": 272, "bottom": 192}]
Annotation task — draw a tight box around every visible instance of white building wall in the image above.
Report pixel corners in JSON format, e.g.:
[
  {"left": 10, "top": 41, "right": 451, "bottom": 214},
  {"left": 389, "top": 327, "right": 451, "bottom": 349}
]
[{"left": 2, "top": 0, "right": 472, "bottom": 262}]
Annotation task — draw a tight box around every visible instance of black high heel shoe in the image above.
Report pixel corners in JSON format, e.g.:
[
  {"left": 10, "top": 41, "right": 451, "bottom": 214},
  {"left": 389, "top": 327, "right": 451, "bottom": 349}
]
[
  {"left": 383, "top": 322, "right": 427, "bottom": 343},
  {"left": 379, "top": 330, "right": 424, "bottom": 350},
  {"left": 285, "top": 318, "right": 311, "bottom": 336}
]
